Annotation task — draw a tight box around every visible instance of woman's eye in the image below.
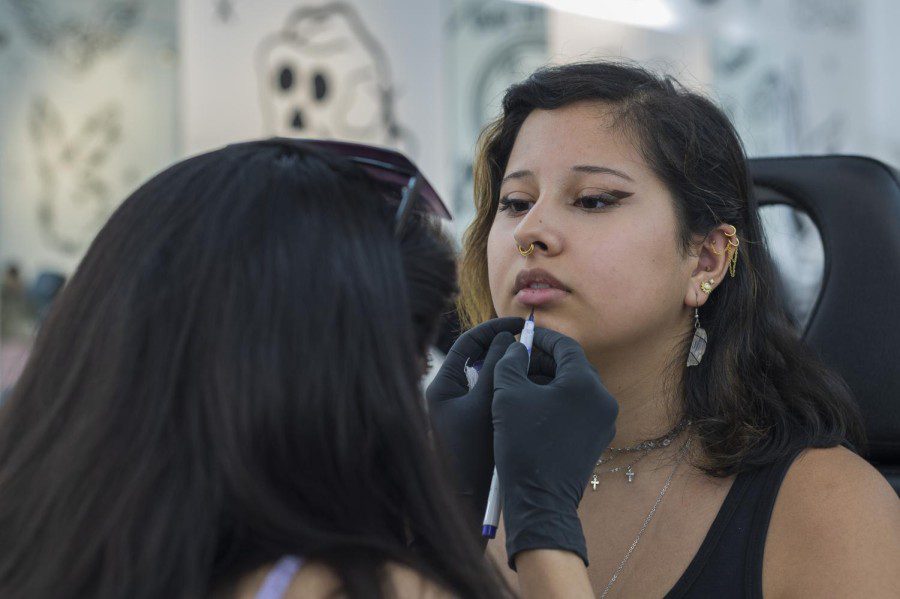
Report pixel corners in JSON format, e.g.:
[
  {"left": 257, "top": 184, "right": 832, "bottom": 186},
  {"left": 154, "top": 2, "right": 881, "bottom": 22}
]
[
  {"left": 498, "top": 197, "right": 532, "bottom": 214},
  {"left": 574, "top": 194, "right": 619, "bottom": 210}
]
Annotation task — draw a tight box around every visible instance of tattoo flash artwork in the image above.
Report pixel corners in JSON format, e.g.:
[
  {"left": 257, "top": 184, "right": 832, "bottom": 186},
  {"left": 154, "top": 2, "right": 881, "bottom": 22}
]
[
  {"left": 255, "top": 2, "right": 415, "bottom": 153},
  {"left": 8, "top": 0, "right": 143, "bottom": 71},
  {"left": 790, "top": 0, "right": 862, "bottom": 32},
  {"left": 213, "top": 0, "right": 235, "bottom": 23},
  {"left": 28, "top": 97, "right": 123, "bottom": 254},
  {"left": 445, "top": 0, "right": 547, "bottom": 221}
]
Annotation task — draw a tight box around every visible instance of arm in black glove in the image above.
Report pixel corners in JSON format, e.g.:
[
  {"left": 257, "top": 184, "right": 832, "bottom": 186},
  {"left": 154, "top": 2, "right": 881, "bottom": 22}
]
[
  {"left": 492, "top": 327, "right": 618, "bottom": 570},
  {"left": 425, "top": 316, "right": 524, "bottom": 532}
]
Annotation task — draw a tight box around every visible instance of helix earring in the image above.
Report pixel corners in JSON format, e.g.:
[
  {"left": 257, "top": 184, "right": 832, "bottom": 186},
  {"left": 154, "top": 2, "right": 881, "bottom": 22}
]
[
  {"left": 517, "top": 242, "right": 535, "bottom": 257},
  {"left": 686, "top": 299, "right": 708, "bottom": 367},
  {"left": 710, "top": 240, "right": 722, "bottom": 256},
  {"left": 723, "top": 225, "right": 740, "bottom": 278},
  {"left": 700, "top": 278, "right": 715, "bottom": 294}
]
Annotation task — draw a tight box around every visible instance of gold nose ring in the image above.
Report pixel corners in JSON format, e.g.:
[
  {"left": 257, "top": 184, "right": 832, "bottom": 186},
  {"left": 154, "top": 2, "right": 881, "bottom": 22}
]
[{"left": 517, "top": 242, "right": 535, "bottom": 257}]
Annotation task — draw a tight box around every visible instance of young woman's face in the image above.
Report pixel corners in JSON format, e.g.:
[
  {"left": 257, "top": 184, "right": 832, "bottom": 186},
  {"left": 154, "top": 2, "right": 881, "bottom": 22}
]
[{"left": 486, "top": 101, "right": 697, "bottom": 361}]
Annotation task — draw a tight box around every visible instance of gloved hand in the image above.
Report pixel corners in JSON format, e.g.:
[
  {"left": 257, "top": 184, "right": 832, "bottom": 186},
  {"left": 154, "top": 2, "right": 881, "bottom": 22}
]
[
  {"left": 425, "top": 316, "right": 524, "bottom": 528},
  {"left": 492, "top": 327, "right": 618, "bottom": 569}
]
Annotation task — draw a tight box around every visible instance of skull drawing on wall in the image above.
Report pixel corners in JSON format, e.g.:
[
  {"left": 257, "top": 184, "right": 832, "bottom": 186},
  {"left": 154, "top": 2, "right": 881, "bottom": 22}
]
[{"left": 256, "top": 3, "right": 413, "bottom": 151}]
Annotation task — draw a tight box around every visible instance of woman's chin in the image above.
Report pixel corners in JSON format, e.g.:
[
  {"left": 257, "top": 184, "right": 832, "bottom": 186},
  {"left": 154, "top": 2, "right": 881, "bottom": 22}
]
[
  {"left": 496, "top": 305, "right": 580, "bottom": 337},
  {"left": 525, "top": 312, "right": 577, "bottom": 337}
]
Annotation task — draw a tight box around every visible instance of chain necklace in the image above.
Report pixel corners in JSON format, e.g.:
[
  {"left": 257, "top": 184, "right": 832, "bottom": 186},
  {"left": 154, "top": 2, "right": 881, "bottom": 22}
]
[
  {"left": 604, "top": 417, "right": 691, "bottom": 454},
  {"left": 591, "top": 450, "right": 649, "bottom": 488},
  {"left": 591, "top": 418, "right": 691, "bottom": 487},
  {"left": 599, "top": 435, "right": 692, "bottom": 599}
]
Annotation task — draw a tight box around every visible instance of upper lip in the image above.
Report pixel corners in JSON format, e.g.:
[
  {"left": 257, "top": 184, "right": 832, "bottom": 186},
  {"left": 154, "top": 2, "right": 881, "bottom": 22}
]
[{"left": 513, "top": 268, "right": 569, "bottom": 294}]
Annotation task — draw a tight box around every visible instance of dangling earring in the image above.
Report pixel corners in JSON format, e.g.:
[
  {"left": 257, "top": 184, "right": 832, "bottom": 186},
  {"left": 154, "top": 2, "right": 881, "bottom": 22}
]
[
  {"left": 687, "top": 300, "right": 708, "bottom": 367},
  {"left": 723, "top": 225, "right": 740, "bottom": 278}
]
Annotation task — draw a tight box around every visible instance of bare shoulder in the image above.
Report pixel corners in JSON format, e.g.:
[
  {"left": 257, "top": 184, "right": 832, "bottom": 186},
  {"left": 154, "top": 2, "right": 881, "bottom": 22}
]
[
  {"left": 381, "top": 563, "right": 458, "bottom": 598},
  {"left": 282, "top": 560, "right": 456, "bottom": 598},
  {"left": 283, "top": 561, "right": 342, "bottom": 598},
  {"left": 765, "top": 446, "right": 900, "bottom": 598}
]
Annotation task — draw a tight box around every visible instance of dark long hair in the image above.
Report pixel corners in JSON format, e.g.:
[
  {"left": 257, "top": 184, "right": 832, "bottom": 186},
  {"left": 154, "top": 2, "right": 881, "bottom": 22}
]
[
  {"left": 0, "top": 140, "right": 509, "bottom": 598},
  {"left": 459, "top": 61, "right": 865, "bottom": 476}
]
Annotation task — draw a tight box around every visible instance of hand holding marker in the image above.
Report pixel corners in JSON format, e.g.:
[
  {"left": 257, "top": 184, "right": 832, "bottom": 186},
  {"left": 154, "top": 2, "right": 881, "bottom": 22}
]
[
  {"left": 481, "top": 308, "right": 535, "bottom": 538},
  {"left": 424, "top": 317, "right": 523, "bottom": 537},
  {"left": 490, "top": 325, "right": 618, "bottom": 568}
]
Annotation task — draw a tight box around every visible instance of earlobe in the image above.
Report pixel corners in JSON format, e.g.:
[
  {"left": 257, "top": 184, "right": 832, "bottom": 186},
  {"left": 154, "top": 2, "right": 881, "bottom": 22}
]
[
  {"left": 684, "top": 278, "right": 710, "bottom": 308},
  {"left": 685, "top": 247, "right": 723, "bottom": 309}
]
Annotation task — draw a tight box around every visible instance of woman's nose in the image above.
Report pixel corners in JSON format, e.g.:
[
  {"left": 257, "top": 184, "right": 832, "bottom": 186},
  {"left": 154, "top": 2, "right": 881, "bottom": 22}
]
[{"left": 512, "top": 200, "right": 563, "bottom": 258}]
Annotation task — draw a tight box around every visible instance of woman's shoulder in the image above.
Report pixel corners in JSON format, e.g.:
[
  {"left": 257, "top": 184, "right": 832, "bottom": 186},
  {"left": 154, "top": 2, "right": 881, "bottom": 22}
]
[
  {"left": 763, "top": 446, "right": 900, "bottom": 598},
  {"left": 776, "top": 446, "right": 897, "bottom": 514}
]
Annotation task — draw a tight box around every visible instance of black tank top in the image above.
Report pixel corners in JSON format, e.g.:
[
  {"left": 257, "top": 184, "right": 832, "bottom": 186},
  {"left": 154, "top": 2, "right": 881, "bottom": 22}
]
[{"left": 663, "top": 446, "right": 806, "bottom": 598}]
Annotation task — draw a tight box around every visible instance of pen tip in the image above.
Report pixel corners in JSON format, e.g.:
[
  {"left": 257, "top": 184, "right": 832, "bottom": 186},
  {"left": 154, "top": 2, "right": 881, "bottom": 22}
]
[{"left": 528, "top": 307, "right": 535, "bottom": 322}]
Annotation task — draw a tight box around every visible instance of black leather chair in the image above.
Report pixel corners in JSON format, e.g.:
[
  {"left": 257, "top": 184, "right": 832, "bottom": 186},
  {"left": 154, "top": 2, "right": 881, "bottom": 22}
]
[{"left": 749, "top": 155, "right": 900, "bottom": 494}]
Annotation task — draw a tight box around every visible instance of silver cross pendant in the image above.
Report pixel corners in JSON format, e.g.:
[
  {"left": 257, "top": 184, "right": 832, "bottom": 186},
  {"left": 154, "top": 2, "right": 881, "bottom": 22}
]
[
  {"left": 625, "top": 466, "right": 635, "bottom": 483},
  {"left": 590, "top": 474, "right": 600, "bottom": 491}
]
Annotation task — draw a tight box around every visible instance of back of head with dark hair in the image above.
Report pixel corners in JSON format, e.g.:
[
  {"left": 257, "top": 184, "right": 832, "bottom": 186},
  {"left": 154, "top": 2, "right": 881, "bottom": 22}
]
[
  {"left": 0, "top": 140, "right": 507, "bottom": 598},
  {"left": 460, "top": 61, "right": 865, "bottom": 476}
]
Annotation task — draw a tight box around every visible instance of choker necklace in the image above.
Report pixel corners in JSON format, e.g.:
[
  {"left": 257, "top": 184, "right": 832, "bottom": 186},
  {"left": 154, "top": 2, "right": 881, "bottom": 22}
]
[{"left": 591, "top": 418, "right": 691, "bottom": 487}]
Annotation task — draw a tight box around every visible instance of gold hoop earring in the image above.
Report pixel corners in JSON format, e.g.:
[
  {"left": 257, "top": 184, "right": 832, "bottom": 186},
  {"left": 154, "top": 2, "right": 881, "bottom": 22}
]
[{"left": 517, "top": 242, "right": 535, "bottom": 257}]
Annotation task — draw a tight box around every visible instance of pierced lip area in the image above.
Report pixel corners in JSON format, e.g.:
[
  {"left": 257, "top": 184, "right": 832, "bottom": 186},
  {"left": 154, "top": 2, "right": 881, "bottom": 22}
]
[{"left": 512, "top": 268, "right": 571, "bottom": 307}]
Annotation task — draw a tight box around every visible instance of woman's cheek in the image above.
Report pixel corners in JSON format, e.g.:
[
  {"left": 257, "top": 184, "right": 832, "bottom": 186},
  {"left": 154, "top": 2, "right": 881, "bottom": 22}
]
[
  {"left": 489, "top": 268, "right": 512, "bottom": 316},
  {"left": 486, "top": 235, "right": 511, "bottom": 314}
]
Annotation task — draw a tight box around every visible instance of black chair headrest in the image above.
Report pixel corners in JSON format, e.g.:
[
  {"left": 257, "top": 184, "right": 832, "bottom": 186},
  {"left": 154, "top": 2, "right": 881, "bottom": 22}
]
[{"left": 748, "top": 156, "right": 900, "bottom": 463}]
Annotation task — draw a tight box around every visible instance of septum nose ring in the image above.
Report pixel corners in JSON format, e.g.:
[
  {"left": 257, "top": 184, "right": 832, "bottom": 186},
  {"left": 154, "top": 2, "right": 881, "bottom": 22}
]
[{"left": 517, "top": 242, "right": 535, "bottom": 257}]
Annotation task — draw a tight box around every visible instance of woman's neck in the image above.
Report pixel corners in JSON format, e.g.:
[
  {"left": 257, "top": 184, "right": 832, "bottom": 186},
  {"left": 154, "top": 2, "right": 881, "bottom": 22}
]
[{"left": 587, "top": 332, "right": 686, "bottom": 449}]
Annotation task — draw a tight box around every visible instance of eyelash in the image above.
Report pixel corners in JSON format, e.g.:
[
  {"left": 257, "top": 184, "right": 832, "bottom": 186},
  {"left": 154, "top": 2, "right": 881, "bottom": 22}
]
[{"left": 498, "top": 192, "right": 626, "bottom": 214}]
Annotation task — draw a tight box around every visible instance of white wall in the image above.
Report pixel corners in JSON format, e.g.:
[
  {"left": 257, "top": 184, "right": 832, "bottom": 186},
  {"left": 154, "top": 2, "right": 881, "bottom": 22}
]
[
  {"left": 547, "top": 9, "right": 712, "bottom": 89},
  {"left": 866, "top": 0, "right": 900, "bottom": 165}
]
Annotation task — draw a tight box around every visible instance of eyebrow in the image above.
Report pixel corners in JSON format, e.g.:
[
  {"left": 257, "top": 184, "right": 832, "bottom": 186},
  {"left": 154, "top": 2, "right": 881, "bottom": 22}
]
[
  {"left": 501, "top": 165, "right": 634, "bottom": 184},
  {"left": 501, "top": 170, "right": 534, "bottom": 183},
  {"left": 571, "top": 164, "right": 634, "bottom": 182}
]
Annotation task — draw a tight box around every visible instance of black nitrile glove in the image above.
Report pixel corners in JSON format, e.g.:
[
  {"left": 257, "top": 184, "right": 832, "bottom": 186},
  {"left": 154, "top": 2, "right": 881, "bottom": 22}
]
[
  {"left": 492, "top": 327, "right": 618, "bottom": 569},
  {"left": 425, "top": 317, "right": 525, "bottom": 529}
]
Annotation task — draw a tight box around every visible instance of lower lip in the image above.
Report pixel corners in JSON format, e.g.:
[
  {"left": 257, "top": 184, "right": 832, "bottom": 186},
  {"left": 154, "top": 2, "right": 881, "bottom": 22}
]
[{"left": 515, "top": 287, "right": 569, "bottom": 306}]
